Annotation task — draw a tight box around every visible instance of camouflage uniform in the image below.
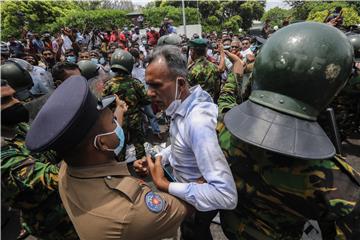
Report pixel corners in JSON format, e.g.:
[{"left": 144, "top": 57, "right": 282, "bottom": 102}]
[
  {"left": 217, "top": 23, "right": 360, "bottom": 240},
  {"left": 104, "top": 75, "right": 151, "bottom": 161},
  {"left": 216, "top": 121, "right": 360, "bottom": 240},
  {"left": 1, "top": 122, "right": 77, "bottom": 239},
  {"left": 218, "top": 72, "right": 252, "bottom": 116},
  {"left": 188, "top": 56, "right": 221, "bottom": 103}
]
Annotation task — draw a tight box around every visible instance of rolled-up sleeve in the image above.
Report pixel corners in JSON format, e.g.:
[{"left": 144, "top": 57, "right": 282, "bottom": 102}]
[{"left": 168, "top": 103, "right": 237, "bottom": 211}]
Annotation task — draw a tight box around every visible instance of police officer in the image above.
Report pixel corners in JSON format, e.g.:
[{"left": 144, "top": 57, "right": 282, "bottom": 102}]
[
  {"left": 217, "top": 22, "right": 360, "bottom": 239},
  {"left": 1, "top": 77, "right": 77, "bottom": 239},
  {"left": 103, "top": 49, "right": 151, "bottom": 161},
  {"left": 187, "top": 38, "right": 222, "bottom": 103},
  {"left": 25, "top": 76, "right": 189, "bottom": 240}
]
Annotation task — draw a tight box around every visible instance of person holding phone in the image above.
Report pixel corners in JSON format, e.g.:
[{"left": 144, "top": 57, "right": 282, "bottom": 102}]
[
  {"left": 134, "top": 45, "right": 237, "bottom": 240},
  {"left": 25, "top": 75, "right": 190, "bottom": 240}
]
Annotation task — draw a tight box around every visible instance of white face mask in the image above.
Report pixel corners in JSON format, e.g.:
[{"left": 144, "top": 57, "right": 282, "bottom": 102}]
[{"left": 165, "top": 78, "right": 182, "bottom": 117}]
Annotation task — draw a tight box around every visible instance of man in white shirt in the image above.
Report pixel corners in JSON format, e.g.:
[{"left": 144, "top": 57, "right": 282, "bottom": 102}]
[
  {"left": 240, "top": 37, "right": 255, "bottom": 63},
  {"left": 134, "top": 45, "right": 237, "bottom": 239}
]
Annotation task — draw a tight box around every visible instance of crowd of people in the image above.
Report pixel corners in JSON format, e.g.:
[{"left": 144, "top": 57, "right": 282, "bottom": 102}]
[{"left": 1, "top": 12, "right": 360, "bottom": 240}]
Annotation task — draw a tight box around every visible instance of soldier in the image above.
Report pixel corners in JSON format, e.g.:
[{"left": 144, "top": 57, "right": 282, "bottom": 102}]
[
  {"left": 187, "top": 38, "right": 222, "bottom": 103},
  {"left": 218, "top": 22, "right": 360, "bottom": 239},
  {"left": 77, "top": 59, "right": 107, "bottom": 99},
  {"left": 217, "top": 50, "right": 251, "bottom": 117},
  {"left": 103, "top": 49, "right": 150, "bottom": 161},
  {"left": 1, "top": 77, "right": 77, "bottom": 239},
  {"left": 77, "top": 60, "right": 100, "bottom": 80},
  {"left": 25, "top": 76, "right": 189, "bottom": 240},
  {"left": 157, "top": 33, "right": 182, "bottom": 47}
]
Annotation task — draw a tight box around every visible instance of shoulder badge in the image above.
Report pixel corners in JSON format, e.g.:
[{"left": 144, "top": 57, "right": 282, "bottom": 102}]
[{"left": 145, "top": 191, "right": 165, "bottom": 213}]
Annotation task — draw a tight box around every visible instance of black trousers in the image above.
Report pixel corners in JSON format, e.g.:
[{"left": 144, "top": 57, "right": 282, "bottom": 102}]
[{"left": 180, "top": 210, "right": 218, "bottom": 240}]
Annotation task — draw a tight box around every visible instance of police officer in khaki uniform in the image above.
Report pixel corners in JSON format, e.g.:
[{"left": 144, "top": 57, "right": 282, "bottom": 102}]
[{"left": 25, "top": 75, "right": 189, "bottom": 240}]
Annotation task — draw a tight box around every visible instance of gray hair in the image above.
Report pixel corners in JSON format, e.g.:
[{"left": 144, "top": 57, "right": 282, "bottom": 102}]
[
  {"left": 88, "top": 71, "right": 110, "bottom": 99},
  {"left": 147, "top": 45, "right": 187, "bottom": 80}
]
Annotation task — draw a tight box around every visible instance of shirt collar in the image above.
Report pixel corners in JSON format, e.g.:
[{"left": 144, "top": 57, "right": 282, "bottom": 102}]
[
  {"left": 67, "top": 161, "right": 130, "bottom": 179},
  {"left": 172, "top": 85, "right": 202, "bottom": 118}
]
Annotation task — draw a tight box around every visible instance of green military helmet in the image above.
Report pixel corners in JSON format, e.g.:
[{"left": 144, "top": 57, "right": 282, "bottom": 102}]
[
  {"left": 251, "top": 22, "right": 353, "bottom": 121},
  {"left": 110, "top": 49, "right": 134, "bottom": 74},
  {"left": 77, "top": 60, "right": 99, "bottom": 80},
  {"left": 224, "top": 22, "right": 353, "bottom": 160},
  {"left": 0, "top": 61, "right": 33, "bottom": 93},
  {"left": 157, "top": 34, "right": 182, "bottom": 46},
  {"left": 347, "top": 34, "right": 360, "bottom": 61}
]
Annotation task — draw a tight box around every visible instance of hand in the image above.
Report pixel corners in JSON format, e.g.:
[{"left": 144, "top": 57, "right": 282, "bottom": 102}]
[
  {"left": 146, "top": 155, "right": 170, "bottom": 192},
  {"left": 224, "top": 50, "right": 243, "bottom": 63},
  {"left": 113, "top": 95, "right": 127, "bottom": 125},
  {"left": 133, "top": 157, "right": 149, "bottom": 177},
  {"left": 115, "top": 95, "right": 128, "bottom": 113},
  {"left": 56, "top": 37, "right": 63, "bottom": 46},
  {"left": 218, "top": 42, "right": 224, "bottom": 53},
  {"left": 327, "top": 18, "right": 337, "bottom": 27}
]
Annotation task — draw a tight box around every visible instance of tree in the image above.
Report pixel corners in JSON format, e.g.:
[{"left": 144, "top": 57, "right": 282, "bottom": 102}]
[
  {"left": 284, "top": 0, "right": 357, "bottom": 21},
  {"left": 307, "top": 7, "right": 360, "bottom": 27},
  {"left": 46, "top": 9, "right": 130, "bottom": 33},
  {"left": 1, "top": 0, "right": 78, "bottom": 39},
  {"left": 142, "top": 6, "right": 198, "bottom": 27},
  {"left": 148, "top": 0, "right": 264, "bottom": 32},
  {"left": 261, "top": 7, "right": 291, "bottom": 27}
]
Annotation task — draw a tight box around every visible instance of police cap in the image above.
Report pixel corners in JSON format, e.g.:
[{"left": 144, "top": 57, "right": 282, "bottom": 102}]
[{"left": 25, "top": 76, "right": 114, "bottom": 154}]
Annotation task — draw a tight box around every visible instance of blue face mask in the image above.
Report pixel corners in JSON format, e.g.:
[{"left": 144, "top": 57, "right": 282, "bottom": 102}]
[
  {"left": 93, "top": 119, "right": 125, "bottom": 156},
  {"left": 66, "top": 56, "right": 77, "bottom": 63},
  {"left": 90, "top": 58, "right": 99, "bottom": 64}
]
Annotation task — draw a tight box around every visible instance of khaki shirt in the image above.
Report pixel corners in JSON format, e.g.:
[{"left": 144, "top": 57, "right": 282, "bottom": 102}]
[{"left": 58, "top": 161, "right": 187, "bottom": 240}]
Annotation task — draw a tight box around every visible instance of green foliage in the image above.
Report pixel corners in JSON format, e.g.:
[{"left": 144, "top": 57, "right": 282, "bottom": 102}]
[
  {"left": 307, "top": 7, "right": 360, "bottom": 27},
  {"left": 261, "top": 7, "right": 291, "bottom": 27},
  {"left": 238, "top": 1, "right": 265, "bottom": 30},
  {"left": 223, "top": 15, "right": 243, "bottom": 33},
  {"left": 142, "top": 6, "right": 199, "bottom": 27},
  {"left": 149, "top": 0, "right": 264, "bottom": 32},
  {"left": 1, "top": 0, "right": 78, "bottom": 40},
  {"left": 46, "top": 9, "right": 130, "bottom": 32},
  {"left": 285, "top": 0, "right": 358, "bottom": 22}
]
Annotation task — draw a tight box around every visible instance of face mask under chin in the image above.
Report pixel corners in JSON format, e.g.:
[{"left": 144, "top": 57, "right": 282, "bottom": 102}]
[{"left": 165, "top": 78, "right": 182, "bottom": 117}]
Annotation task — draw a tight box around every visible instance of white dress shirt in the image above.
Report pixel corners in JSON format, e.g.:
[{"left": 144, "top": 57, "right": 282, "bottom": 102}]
[{"left": 159, "top": 85, "right": 237, "bottom": 211}]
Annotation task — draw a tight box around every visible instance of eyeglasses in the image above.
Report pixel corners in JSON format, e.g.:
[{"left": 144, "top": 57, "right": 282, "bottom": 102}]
[{"left": 231, "top": 46, "right": 239, "bottom": 49}]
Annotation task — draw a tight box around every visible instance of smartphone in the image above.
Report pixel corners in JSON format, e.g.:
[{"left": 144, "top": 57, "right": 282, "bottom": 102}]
[{"left": 149, "top": 152, "right": 176, "bottom": 182}]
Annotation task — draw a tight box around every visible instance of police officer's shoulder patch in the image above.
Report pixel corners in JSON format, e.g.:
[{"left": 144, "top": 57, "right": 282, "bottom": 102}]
[{"left": 145, "top": 191, "right": 165, "bottom": 213}]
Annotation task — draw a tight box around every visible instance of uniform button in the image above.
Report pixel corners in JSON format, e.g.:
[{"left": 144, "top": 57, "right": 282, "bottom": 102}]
[{"left": 106, "top": 176, "right": 112, "bottom": 180}]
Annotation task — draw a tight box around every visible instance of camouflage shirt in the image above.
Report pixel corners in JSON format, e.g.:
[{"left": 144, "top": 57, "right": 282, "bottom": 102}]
[
  {"left": 188, "top": 56, "right": 221, "bottom": 102},
  {"left": 218, "top": 72, "right": 252, "bottom": 116},
  {"left": 217, "top": 121, "right": 360, "bottom": 240},
  {"left": 1, "top": 122, "right": 77, "bottom": 240},
  {"left": 103, "top": 75, "right": 151, "bottom": 123}
]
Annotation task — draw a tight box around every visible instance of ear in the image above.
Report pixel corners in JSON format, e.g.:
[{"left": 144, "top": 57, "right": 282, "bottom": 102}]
[
  {"left": 95, "top": 135, "right": 109, "bottom": 151},
  {"left": 177, "top": 77, "right": 186, "bottom": 86}
]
